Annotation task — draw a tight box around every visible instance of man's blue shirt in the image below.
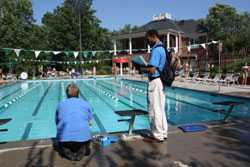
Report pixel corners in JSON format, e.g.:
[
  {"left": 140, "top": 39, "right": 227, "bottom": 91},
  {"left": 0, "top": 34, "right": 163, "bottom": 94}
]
[
  {"left": 56, "top": 97, "right": 93, "bottom": 142},
  {"left": 148, "top": 41, "right": 166, "bottom": 78}
]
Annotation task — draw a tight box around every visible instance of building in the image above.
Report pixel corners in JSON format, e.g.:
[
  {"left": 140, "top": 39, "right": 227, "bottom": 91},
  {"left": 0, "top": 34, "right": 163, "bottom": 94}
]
[{"left": 112, "top": 13, "right": 208, "bottom": 75}]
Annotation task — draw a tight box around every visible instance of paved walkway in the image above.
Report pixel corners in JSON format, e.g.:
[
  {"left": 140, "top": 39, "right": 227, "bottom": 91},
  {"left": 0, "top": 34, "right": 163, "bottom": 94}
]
[{"left": 0, "top": 119, "right": 250, "bottom": 167}]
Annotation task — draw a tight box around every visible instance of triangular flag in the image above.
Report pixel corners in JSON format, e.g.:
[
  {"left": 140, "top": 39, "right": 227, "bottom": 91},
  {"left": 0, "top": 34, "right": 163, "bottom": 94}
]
[
  {"left": 35, "top": 51, "right": 41, "bottom": 58},
  {"left": 64, "top": 51, "right": 70, "bottom": 56},
  {"left": 187, "top": 46, "right": 191, "bottom": 52},
  {"left": 53, "top": 51, "right": 61, "bottom": 55},
  {"left": 201, "top": 44, "right": 206, "bottom": 49},
  {"left": 92, "top": 51, "right": 97, "bottom": 57},
  {"left": 74, "top": 52, "right": 79, "bottom": 58},
  {"left": 83, "top": 51, "right": 88, "bottom": 58},
  {"left": 14, "top": 49, "right": 22, "bottom": 57}
]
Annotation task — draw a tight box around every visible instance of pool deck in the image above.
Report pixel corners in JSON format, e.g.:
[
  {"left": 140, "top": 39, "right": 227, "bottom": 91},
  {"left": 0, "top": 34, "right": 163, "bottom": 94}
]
[
  {"left": 124, "top": 75, "right": 250, "bottom": 99},
  {"left": 0, "top": 77, "right": 250, "bottom": 166},
  {"left": 0, "top": 119, "right": 250, "bottom": 167}
]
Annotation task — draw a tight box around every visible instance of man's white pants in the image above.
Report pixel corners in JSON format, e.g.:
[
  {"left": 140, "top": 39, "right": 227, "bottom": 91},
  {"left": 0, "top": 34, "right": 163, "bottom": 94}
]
[{"left": 148, "top": 78, "right": 168, "bottom": 140}]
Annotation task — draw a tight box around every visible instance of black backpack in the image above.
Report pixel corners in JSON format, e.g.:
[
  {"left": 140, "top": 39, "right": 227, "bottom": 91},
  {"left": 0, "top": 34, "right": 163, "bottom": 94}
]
[{"left": 155, "top": 45, "right": 177, "bottom": 87}]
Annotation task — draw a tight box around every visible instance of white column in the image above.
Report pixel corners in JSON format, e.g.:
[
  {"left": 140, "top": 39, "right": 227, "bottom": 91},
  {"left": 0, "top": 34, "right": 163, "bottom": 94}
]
[
  {"left": 175, "top": 35, "right": 178, "bottom": 53},
  {"left": 167, "top": 33, "right": 170, "bottom": 49},
  {"left": 147, "top": 45, "right": 151, "bottom": 53},
  {"left": 113, "top": 40, "right": 117, "bottom": 56},
  {"left": 120, "top": 62, "right": 123, "bottom": 76},
  {"left": 129, "top": 38, "right": 132, "bottom": 55}
]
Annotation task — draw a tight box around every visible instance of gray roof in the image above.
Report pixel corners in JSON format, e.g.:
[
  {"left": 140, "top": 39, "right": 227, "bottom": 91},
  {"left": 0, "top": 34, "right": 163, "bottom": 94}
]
[
  {"left": 176, "top": 19, "right": 208, "bottom": 39},
  {"left": 115, "top": 19, "right": 207, "bottom": 40},
  {"left": 137, "top": 19, "right": 182, "bottom": 32}
]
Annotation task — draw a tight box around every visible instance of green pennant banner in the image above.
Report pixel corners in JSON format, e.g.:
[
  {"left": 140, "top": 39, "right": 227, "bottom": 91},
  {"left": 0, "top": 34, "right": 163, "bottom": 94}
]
[
  {"left": 83, "top": 51, "right": 88, "bottom": 58},
  {"left": 92, "top": 51, "right": 97, "bottom": 57},
  {"left": 64, "top": 51, "right": 73, "bottom": 57}
]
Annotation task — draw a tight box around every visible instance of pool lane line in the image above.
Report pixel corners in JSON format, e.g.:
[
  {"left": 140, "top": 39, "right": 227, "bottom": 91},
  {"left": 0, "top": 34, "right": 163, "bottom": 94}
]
[
  {"left": 81, "top": 81, "right": 135, "bottom": 110},
  {"left": 122, "top": 80, "right": 227, "bottom": 113},
  {"left": 0, "top": 81, "right": 21, "bottom": 90},
  {"left": 118, "top": 80, "right": 147, "bottom": 92},
  {"left": 0, "top": 82, "right": 30, "bottom": 100},
  {"left": 101, "top": 80, "right": 148, "bottom": 107},
  {"left": 121, "top": 80, "right": 237, "bottom": 123},
  {"left": 76, "top": 82, "right": 110, "bottom": 133},
  {"left": 0, "top": 88, "right": 22, "bottom": 101},
  {"left": 0, "top": 83, "right": 41, "bottom": 112},
  {"left": 21, "top": 122, "right": 33, "bottom": 140},
  {"left": 102, "top": 80, "right": 147, "bottom": 100},
  {"left": 78, "top": 81, "right": 117, "bottom": 111},
  {"left": 32, "top": 83, "right": 53, "bottom": 116},
  {"left": 97, "top": 81, "right": 146, "bottom": 109},
  {"left": 93, "top": 114, "right": 107, "bottom": 134}
]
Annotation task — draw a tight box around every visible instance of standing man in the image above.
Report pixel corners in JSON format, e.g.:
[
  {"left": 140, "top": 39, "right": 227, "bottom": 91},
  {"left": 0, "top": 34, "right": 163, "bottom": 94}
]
[{"left": 145, "top": 29, "right": 168, "bottom": 142}]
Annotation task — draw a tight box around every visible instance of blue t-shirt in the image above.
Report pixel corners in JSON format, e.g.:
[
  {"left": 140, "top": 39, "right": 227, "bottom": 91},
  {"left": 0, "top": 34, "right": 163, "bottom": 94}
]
[
  {"left": 56, "top": 97, "right": 93, "bottom": 142},
  {"left": 148, "top": 41, "right": 166, "bottom": 78}
]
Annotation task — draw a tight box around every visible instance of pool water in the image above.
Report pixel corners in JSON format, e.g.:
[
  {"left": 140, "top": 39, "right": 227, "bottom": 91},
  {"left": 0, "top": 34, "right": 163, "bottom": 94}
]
[{"left": 0, "top": 78, "right": 249, "bottom": 142}]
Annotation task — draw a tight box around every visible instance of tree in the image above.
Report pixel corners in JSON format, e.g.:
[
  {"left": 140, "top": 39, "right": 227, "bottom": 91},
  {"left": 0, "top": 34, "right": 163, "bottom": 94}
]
[
  {"left": 0, "top": 0, "right": 34, "bottom": 49},
  {"left": 42, "top": 0, "right": 111, "bottom": 51},
  {"left": 205, "top": 4, "right": 250, "bottom": 52},
  {"left": 119, "top": 24, "right": 139, "bottom": 34}
]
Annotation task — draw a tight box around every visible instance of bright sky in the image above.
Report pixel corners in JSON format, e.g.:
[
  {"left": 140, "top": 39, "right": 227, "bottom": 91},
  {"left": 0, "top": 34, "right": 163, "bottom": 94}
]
[{"left": 32, "top": 0, "right": 250, "bottom": 31}]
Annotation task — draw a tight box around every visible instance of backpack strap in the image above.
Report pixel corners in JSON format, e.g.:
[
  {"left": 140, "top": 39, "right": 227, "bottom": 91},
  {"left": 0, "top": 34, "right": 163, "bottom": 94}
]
[{"left": 152, "top": 44, "right": 169, "bottom": 73}]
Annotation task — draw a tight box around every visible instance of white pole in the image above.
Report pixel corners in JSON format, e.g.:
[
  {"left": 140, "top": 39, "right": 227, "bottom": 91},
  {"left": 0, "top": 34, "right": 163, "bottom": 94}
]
[
  {"left": 120, "top": 62, "right": 123, "bottom": 76},
  {"left": 175, "top": 35, "right": 178, "bottom": 53},
  {"left": 114, "top": 40, "right": 117, "bottom": 56},
  {"left": 129, "top": 38, "right": 132, "bottom": 55},
  {"left": 167, "top": 33, "right": 170, "bottom": 49},
  {"left": 218, "top": 41, "right": 222, "bottom": 92},
  {"left": 219, "top": 41, "right": 222, "bottom": 74}
]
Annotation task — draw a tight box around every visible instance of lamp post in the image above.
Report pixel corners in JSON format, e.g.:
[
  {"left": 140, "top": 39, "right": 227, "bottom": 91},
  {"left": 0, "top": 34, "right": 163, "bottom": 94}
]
[
  {"left": 218, "top": 41, "right": 222, "bottom": 75},
  {"left": 73, "top": 0, "right": 86, "bottom": 53}
]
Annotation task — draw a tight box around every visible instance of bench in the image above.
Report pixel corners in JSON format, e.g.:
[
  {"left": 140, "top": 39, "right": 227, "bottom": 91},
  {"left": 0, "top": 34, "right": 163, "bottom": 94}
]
[
  {"left": 0, "top": 118, "right": 12, "bottom": 132},
  {"left": 115, "top": 109, "right": 148, "bottom": 136},
  {"left": 213, "top": 101, "right": 244, "bottom": 122}
]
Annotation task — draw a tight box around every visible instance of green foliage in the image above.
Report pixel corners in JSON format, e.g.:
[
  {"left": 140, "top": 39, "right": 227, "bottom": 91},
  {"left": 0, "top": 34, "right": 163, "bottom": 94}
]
[
  {"left": 0, "top": 0, "right": 113, "bottom": 76},
  {"left": 222, "top": 58, "right": 250, "bottom": 73},
  {"left": 119, "top": 24, "right": 139, "bottom": 34},
  {"left": 205, "top": 4, "right": 250, "bottom": 52},
  {"left": 42, "top": 0, "right": 111, "bottom": 51},
  {"left": 0, "top": 0, "right": 34, "bottom": 49}
]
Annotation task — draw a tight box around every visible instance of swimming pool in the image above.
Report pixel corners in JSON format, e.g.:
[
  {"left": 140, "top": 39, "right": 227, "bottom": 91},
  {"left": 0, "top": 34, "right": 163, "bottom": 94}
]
[{"left": 0, "top": 78, "right": 249, "bottom": 142}]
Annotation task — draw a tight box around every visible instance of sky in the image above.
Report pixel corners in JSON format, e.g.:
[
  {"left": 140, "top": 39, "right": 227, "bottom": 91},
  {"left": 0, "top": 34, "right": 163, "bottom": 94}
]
[{"left": 32, "top": 0, "right": 250, "bottom": 31}]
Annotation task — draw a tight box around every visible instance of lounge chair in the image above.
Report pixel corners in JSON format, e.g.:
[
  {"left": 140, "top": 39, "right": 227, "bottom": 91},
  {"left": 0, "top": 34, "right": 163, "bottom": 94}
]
[
  {"left": 207, "top": 74, "right": 222, "bottom": 84},
  {"left": 196, "top": 73, "right": 210, "bottom": 84},
  {"left": 186, "top": 73, "right": 199, "bottom": 83},
  {"left": 232, "top": 73, "right": 240, "bottom": 85},
  {"left": 217, "top": 73, "right": 234, "bottom": 86}
]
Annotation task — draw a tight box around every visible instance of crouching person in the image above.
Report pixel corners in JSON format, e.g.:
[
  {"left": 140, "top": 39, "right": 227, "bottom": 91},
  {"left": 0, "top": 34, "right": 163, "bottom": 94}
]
[{"left": 55, "top": 83, "right": 93, "bottom": 161}]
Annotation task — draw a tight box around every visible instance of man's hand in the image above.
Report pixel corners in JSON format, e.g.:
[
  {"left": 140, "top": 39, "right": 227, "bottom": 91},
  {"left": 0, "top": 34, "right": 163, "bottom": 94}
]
[{"left": 146, "top": 67, "right": 156, "bottom": 74}]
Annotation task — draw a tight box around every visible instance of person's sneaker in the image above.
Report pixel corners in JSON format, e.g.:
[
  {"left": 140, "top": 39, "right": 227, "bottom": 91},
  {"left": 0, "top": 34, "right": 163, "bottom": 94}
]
[{"left": 153, "top": 137, "right": 164, "bottom": 143}]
